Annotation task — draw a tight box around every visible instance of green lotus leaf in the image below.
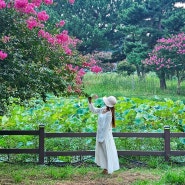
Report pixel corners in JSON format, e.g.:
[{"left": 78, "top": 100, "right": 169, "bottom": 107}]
[
  {"left": 134, "top": 117, "right": 144, "bottom": 125},
  {"left": 2, "top": 115, "right": 9, "bottom": 124},
  {"left": 179, "top": 138, "right": 185, "bottom": 145}
]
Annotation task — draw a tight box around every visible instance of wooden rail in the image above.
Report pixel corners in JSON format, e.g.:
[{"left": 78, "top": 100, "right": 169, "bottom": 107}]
[{"left": 0, "top": 125, "right": 185, "bottom": 164}]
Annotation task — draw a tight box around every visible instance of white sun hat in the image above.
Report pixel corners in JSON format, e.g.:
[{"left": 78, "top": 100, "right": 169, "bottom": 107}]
[{"left": 103, "top": 96, "right": 117, "bottom": 107}]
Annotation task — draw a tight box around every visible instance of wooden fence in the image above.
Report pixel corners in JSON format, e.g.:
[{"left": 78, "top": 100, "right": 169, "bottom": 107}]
[{"left": 1, "top": 125, "right": 185, "bottom": 164}]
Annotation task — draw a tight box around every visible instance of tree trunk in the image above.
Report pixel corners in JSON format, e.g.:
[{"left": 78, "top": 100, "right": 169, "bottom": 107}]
[
  {"left": 177, "top": 79, "right": 181, "bottom": 95},
  {"left": 141, "top": 65, "right": 146, "bottom": 78},
  {"left": 136, "top": 65, "right": 141, "bottom": 77},
  {"left": 159, "top": 70, "right": 167, "bottom": 89},
  {"left": 176, "top": 70, "right": 181, "bottom": 95}
]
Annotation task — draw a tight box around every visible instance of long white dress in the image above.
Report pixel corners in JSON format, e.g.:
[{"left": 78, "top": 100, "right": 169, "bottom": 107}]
[{"left": 89, "top": 103, "right": 120, "bottom": 174}]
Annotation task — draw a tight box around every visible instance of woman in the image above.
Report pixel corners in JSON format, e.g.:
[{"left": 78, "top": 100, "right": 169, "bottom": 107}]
[{"left": 88, "top": 95, "right": 120, "bottom": 174}]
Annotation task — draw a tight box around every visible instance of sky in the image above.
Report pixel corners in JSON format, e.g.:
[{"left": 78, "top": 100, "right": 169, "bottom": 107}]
[{"left": 174, "top": 2, "right": 185, "bottom": 8}]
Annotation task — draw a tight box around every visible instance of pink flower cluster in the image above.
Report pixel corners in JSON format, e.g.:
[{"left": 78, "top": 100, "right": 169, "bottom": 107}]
[
  {"left": 43, "top": 0, "right": 53, "bottom": 5},
  {"left": 66, "top": 64, "right": 79, "bottom": 73},
  {"left": 69, "top": 0, "right": 75, "bottom": 4},
  {"left": 38, "top": 29, "right": 78, "bottom": 55},
  {"left": 90, "top": 65, "right": 102, "bottom": 73},
  {"left": 143, "top": 33, "right": 185, "bottom": 70},
  {"left": 56, "top": 20, "right": 65, "bottom": 27},
  {"left": 65, "top": 65, "right": 86, "bottom": 94},
  {"left": 82, "top": 56, "right": 102, "bottom": 73},
  {"left": 0, "top": 0, "right": 82, "bottom": 57},
  {"left": 0, "top": 0, "right": 102, "bottom": 95},
  {"left": 14, "top": 0, "right": 53, "bottom": 11},
  {"left": 0, "top": 0, "right": 6, "bottom": 9},
  {"left": 0, "top": 50, "right": 8, "bottom": 60},
  {"left": 82, "top": 58, "right": 96, "bottom": 67},
  {"left": 157, "top": 33, "right": 185, "bottom": 55},
  {"left": 56, "top": 30, "right": 69, "bottom": 43},
  {"left": 143, "top": 53, "right": 173, "bottom": 71},
  {"left": 2, "top": 36, "right": 10, "bottom": 43},
  {"left": 26, "top": 16, "right": 38, "bottom": 30},
  {"left": 37, "top": 11, "right": 49, "bottom": 21},
  {"left": 14, "top": 0, "right": 28, "bottom": 9},
  {"left": 0, "top": 0, "right": 79, "bottom": 55}
]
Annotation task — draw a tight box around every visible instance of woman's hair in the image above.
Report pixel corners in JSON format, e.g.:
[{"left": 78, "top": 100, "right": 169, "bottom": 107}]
[{"left": 107, "top": 106, "right": 116, "bottom": 128}]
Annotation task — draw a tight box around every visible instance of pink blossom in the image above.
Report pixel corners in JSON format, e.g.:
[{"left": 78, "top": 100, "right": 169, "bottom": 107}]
[
  {"left": 38, "top": 30, "right": 52, "bottom": 39},
  {"left": 56, "top": 31, "right": 69, "bottom": 43},
  {"left": 47, "top": 37, "right": 56, "bottom": 45},
  {"left": 26, "top": 16, "right": 38, "bottom": 30},
  {"left": 7, "top": 2, "right": 12, "bottom": 8},
  {"left": 56, "top": 20, "right": 65, "bottom": 27},
  {"left": 37, "top": 11, "right": 49, "bottom": 22},
  {"left": 43, "top": 0, "right": 53, "bottom": 5},
  {"left": 69, "top": 0, "right": 75, "bottom": 4},
  {"left": 38, "top": 29, "right": 56, "bottom": 45},
  {"left": 67, "top": 85, "right": 73, "bottom": 93},
  {"left": 14, "top": 0, "right": 28, "bottom": 9},
  {"left": 82, "top": 62, "right": 91, "bottom": 67},
  {"left": 37, "top": 22, "right": 45, "bottom": 29},
  {"left": 2, "top": 36, "right": 10, "bottom": 43},
  {"left": 59, "top": 20, "right": 65, "bottom": 26},
  {"left": 38, "top": 29, "right": 46, "bottom": 37},
  {"left": 89, "top": 58, "right": 97, "bottom": 66},
  {"left": 66, "top": 64, "right": 78, "bottom": 72},
  {"left": 24, "top": 3, "right": 36, "bottom": 14},
  {"left": 64, "top": 48, "right": 72, "bottom": 55},
  {"left": 90, "top": 66, "right": 102, "bottom": 73},
  {"left": 74, "top": 88, "right": 81, "bottom": 94},
  {"left": 75, "top": 75, "right": 82, "bottom": 84},
  {"left": 77, "top": 68, "right": 86, "bottom": 77},
  {"left": 31, "top": 0, "right": 42, "bottom": 7},
  {"left": 0, "top": 0, "right": 6, "bottom": 9},
  {"left": 0, "top": 50, "right": 8, "bottom": 60}
]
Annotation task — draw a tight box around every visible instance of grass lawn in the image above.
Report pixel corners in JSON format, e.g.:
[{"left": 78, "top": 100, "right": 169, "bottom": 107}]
[
  {"left": 83, "top": 72, "right": 185, "bottom": 101},
  {"left": 1, "top": 159, "right": 185, "bottom": 185}
]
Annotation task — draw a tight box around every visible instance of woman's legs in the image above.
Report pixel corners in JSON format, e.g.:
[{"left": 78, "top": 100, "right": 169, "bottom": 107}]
[{"left": 100, "top": 142, "right": 108, "bottom": 174}]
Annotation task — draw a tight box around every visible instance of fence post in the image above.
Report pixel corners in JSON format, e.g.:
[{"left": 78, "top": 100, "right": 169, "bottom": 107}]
[
  {"left": 39, "top": 124, "right": 45, "bottom": 164},
  {"left": 164, "top": 125, "right": 170, "bottom": 162}
]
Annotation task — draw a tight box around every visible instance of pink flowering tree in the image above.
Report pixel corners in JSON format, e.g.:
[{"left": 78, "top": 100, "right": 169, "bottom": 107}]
[
  {"left": 143, "top": 33, "right": 185, "bottom": 93},
  {"left": 0, "top": 0, "right": 101, "bottom": 115}
]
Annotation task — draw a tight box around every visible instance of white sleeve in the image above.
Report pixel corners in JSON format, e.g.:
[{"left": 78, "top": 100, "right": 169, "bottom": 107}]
[
  {"left": 98, "top": 113, "right": 112, "bottom": 143},
  {"left": 88, "top": 103, "right": 103, "bottom": 114}
]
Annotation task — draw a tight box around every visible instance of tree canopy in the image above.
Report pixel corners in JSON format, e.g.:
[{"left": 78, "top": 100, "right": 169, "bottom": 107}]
[
  {"left": 144, "top": 32, "right": 185, "bottom": 92},
  {"left": 52, "top": 0, "right": 185, "bottom": 74},
  {"left": 120, "top": 0, "right": 185, "bottom": 76},
  {"left": 0, "top": 0, "right": 100, "bottom": 115},
  {"left": 53, "top": 0, "right": 128, "bottom": 60}
]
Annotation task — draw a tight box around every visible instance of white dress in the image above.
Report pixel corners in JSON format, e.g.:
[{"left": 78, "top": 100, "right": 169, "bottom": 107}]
[{"left": 89, "top": 103, "right": 120, "bottom": 174}]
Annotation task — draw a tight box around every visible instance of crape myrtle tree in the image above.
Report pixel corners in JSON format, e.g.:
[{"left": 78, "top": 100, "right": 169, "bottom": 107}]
[
  {"left": 0, "top": 0, "right": 101, "bottom": 115},
  {"left": 143, "top": 33, "right": 185, "bottom": 93},
  {"left": 53, "top": 0, "right": 128, "bottom": 61},
  {"left": 119, "top": 0, "right": 185, "bottom": 81}
]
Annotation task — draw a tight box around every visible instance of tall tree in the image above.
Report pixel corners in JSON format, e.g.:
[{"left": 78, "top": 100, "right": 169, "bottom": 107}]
[
  {"left": 0, "top": 0, "right": 99, "bottom": 115},
  {"left": 53, "top": 0, "right": 129, "bottom": 61},
  {"left": 120, "top": 0, "right": 185, "bottom": 87},
  {"left": 144, "top": 33, "right": 185, "bottom": 93}
]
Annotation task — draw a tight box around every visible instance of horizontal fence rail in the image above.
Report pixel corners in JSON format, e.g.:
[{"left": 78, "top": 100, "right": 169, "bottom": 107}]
[{"left": 0, "top": 125, "right": 185, "bottom": 164}]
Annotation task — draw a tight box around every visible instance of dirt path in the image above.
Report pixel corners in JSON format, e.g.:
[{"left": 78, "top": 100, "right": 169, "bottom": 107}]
[
  {"left": 0, "top": 168, "right": 160, "bottom": 185},
  {"left": 56, "top": 171, "right": 160, "bottom": 185}
]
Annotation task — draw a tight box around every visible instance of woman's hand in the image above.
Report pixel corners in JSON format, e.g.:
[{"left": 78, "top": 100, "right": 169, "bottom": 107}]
[
  {"left": 92, "top": 94, "right": 98, "bottom": 99},
  {"left": 88, "top": 97, "right": 92, "bottom": 103}
]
